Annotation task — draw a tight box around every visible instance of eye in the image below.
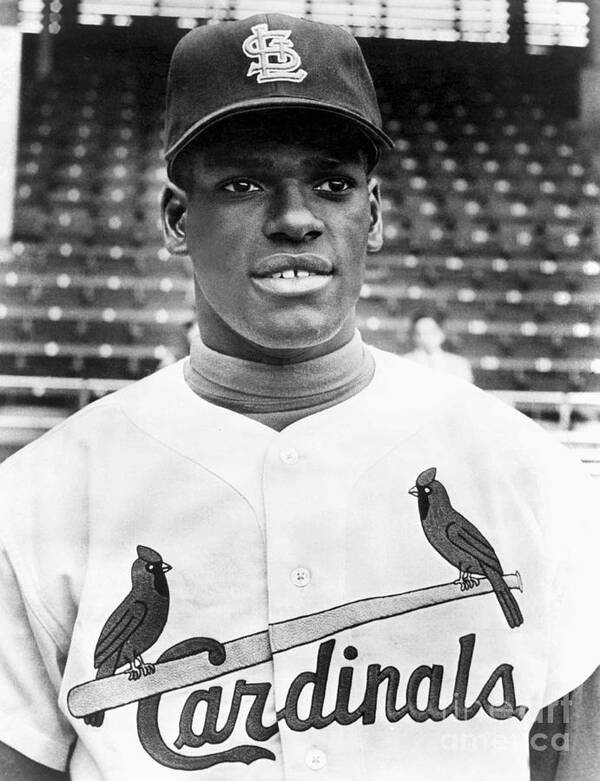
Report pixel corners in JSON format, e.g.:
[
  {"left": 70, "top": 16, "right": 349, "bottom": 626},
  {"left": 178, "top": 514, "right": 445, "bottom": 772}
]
[
  {"left": 315, "top": 177, "right": 354, "bottom": 193},
  {"left": 424, "top": 487, "right": 431, "bottom": 494},
  {"left": 146, "top": 563, "right": 154, "bottom": 572},
  {"left": 222, "top": 179, "right": 261, "bottom": 194}
]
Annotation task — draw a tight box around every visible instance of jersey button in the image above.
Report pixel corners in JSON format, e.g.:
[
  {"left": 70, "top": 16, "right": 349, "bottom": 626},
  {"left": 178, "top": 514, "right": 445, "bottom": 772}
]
[
  {"left": 290, "top": 566, "right": 311, "bottom": 588},
  {"left": 279, "top": 447, "right": 299, "bottom": 465},
  {"left": 305, "top": 748, "right": 327, "bottom": 771}
]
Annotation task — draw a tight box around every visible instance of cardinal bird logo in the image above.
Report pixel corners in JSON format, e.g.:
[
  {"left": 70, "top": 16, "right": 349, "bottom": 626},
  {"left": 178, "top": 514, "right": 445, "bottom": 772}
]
[
  {"left": 409, "top": 468, "right": 523, "bottom": 629},
  {"left": 84, "top": 545, "right": 172, "bottom": 727}
]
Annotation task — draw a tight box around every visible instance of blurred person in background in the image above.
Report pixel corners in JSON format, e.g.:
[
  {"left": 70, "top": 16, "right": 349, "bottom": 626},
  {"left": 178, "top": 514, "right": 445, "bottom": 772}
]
[{"left": 404, "top": 312, "right": 473, "bottom": 383}]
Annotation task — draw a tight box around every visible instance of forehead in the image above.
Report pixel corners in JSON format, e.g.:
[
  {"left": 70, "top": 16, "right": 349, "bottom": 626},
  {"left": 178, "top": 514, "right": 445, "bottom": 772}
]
[
  {"left": 414, "top": 318, "right": 442, "bottom": 333},
  {"left": 177, "top": 109, "right": 371, "bottom": 174}
]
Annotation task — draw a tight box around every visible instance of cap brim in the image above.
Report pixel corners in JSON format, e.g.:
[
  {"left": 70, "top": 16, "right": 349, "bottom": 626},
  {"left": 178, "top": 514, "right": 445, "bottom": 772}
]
[{"left": 165, "top": 97, "right": 394, "bottom": 179}]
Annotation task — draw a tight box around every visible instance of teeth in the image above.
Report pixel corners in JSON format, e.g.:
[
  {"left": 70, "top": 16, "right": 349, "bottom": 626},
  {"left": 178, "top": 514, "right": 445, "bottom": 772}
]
[{"left": 266, "top": 269, "right": 323, "bottom": 279}]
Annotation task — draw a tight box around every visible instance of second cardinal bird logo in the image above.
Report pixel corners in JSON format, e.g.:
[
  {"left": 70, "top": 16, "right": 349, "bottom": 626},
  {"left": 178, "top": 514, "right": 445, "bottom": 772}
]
[{"left": 408, "top": 467, "right": 524, "bottom": 628}]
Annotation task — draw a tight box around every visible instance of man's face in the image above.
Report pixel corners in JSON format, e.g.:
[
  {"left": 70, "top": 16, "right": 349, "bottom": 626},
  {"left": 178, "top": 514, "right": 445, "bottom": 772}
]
[
  {"left": 413, "top": 317, "right": 445, "bottom": 353},
  {"left": 166, "top": 113, "right": 381, "bottom": 359}
]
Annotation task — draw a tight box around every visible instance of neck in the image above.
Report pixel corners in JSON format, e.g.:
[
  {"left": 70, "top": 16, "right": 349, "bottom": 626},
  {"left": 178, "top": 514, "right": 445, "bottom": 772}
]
[{"left": 184, "top": 328, "right": 375, "bottom": 430}]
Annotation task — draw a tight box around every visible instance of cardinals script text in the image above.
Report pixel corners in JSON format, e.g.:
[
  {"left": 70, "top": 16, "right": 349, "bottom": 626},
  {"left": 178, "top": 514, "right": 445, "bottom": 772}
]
[{"left": 135, "top": 633, "right": 528, "bottom": 770}]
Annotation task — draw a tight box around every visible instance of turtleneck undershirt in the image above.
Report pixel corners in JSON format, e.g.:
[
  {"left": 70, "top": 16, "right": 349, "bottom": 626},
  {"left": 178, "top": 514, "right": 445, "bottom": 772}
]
[{"left": 183, "top": 330, "right": 376, "bottom": 431}]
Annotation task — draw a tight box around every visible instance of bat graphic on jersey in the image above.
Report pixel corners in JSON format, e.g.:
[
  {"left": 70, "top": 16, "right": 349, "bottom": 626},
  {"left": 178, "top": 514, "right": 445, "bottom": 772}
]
[
  {"left": 409, "top": 467, "right": 524, "bottom": 628},
  {"left": 70, "top": 571, "right": 523, "bottom": 722},
  {"left": 70, "top": 527, "right": 525, "bottom": 770},
  {"left": 84, "top": 545, "right": 172, "bottom": 727},
  {"left": 74, "top": 489, "right": 524, "bottom": 734}
]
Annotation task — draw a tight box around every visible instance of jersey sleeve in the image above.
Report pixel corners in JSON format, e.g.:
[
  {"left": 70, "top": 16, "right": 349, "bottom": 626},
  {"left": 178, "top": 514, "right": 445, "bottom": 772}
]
[
  {"left": 0, "top": 418, "right": 92, "bottom": 772},
  {"left": 535, "top": 437, "right": 600, "bottom": 707},
  {"left": 0, "top": 542, "right": 75, "bottom": 770}
]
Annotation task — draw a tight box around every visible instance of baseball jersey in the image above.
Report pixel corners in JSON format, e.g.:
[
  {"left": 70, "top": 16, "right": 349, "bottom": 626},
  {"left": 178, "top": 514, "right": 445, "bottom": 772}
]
[{"left": 0, "top": 347, "right": 598, "bottom": 780}]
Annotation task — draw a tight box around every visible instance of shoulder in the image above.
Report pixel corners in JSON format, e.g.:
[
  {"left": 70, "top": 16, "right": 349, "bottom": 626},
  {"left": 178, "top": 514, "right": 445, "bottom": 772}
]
[
  {"left": 443, "top": 350, "right": 471, "bottom": 368},
  {"left": 402, "top": 348, "right": 421, "bottom": 361},
  {"left": 368, "top": 345, "right": 558, "bottom": 454},
  {"left": 370, "top": 345, "right": 478, "bottom": 406},
  {"left": 0, "top": 362, "right": 196, "bottom": 475},
  {"left": 367, "top": 346, "right": 594, "bottom": 539}
]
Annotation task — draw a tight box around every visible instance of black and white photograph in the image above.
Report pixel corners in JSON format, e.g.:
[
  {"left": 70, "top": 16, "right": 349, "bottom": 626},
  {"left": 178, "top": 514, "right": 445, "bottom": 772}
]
[{"left": 0, "top": 1, "right": 599, "bottom": 779}]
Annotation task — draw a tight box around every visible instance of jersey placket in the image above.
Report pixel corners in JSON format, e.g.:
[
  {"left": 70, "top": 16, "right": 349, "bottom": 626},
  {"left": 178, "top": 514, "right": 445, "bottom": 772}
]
[{"left": 261, "top": 429, "right": 364, "bottom": 779}]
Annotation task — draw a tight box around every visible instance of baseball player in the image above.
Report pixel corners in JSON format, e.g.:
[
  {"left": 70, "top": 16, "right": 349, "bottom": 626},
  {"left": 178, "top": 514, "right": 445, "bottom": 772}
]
[{"left": 0, "top": 14, "right": 598, "bottom": 781}]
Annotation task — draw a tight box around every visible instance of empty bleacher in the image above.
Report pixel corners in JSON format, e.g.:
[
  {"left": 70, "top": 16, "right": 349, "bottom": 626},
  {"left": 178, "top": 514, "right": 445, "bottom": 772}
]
[{"left": 361, "top": 60, "right": 600, "bottom": 395}]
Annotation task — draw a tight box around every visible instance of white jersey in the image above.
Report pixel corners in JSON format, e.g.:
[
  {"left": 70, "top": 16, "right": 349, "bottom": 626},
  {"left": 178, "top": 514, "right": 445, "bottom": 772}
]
[{"left": 0, "top": 348, "right": 598, "bottom": 780}]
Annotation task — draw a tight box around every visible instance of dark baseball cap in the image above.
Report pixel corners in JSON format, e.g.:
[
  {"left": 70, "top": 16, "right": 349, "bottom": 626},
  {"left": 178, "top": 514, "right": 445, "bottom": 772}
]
[{"left": 164, "top": 13, "right": 394, "bottom": 181}]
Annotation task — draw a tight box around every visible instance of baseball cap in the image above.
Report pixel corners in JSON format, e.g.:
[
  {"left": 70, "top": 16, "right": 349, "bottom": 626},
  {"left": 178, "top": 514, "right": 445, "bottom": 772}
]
[{"left": 164, "top": 13, "right": 394, "bottom": 181}]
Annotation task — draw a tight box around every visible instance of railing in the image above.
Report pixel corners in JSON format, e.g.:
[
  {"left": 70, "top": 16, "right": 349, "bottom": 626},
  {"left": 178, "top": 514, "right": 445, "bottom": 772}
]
[
  {"left": 1, "top": 377, "right": 600, "bottom": 421},
  {"left": 493, "top": 390, "right": 600, "bottom": 477},
  {"left": 0, "top": 374, "right": 130, "bottom": 408},
  {"left": 0, "top": 378, "right": 599, "bottom": 474},
  {"left": 491, "top": 390, "right": 600, "bottom": 428}
]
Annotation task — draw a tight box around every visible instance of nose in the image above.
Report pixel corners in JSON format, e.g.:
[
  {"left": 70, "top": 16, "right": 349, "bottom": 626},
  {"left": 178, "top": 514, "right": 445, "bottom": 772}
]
[{"left": 263, "top": 182, "right": 324, "bottom": 243}]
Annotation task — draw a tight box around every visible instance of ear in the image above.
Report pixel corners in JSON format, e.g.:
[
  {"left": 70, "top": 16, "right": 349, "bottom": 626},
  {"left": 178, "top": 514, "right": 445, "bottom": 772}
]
[
  {"left": 367, "top": 177, "right": 383, "bottom": 254},
  {"left": 161, "top": 184, "right": 189, "bottom": 256}
]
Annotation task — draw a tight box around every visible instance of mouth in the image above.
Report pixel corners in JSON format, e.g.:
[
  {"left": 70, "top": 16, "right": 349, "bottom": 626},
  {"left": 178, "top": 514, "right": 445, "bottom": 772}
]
[
  {"left": 250, "top": 253, "right": 333, "bottom": 297},
  {"left": 408, "top": 486, "right": 418, "bottom": 497},
  {"left": 162, "top": 563, "right": 172, "bottom": 573}
]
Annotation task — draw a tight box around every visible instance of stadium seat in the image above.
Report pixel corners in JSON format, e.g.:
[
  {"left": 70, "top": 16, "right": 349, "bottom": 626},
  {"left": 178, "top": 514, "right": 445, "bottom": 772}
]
[
  {"left": 95, "top": 209, "right": 140, "bottom": 243},
  {"left": 12, "top": 205, "right": 48, "bottom": 242},
  {"left": 49, "top": 206, "right": 94, "bottom": 241},
  {"left": 497, "top": 222, "right": 540, "bottom": 256},
  {"left": 544, "top": 222, "right": 592, "bottom": 255}
]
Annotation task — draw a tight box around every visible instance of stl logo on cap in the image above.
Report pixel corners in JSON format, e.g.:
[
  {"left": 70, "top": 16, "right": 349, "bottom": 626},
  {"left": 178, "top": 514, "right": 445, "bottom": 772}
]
[{"left": 242, "top": 23, "right": 308, "bottom": 84}]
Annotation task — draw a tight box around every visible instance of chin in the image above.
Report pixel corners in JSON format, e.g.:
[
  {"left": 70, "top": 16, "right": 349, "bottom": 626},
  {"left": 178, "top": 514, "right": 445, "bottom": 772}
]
[{"left": 249, "top": 317, "right": 344, "bottom": 351}]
